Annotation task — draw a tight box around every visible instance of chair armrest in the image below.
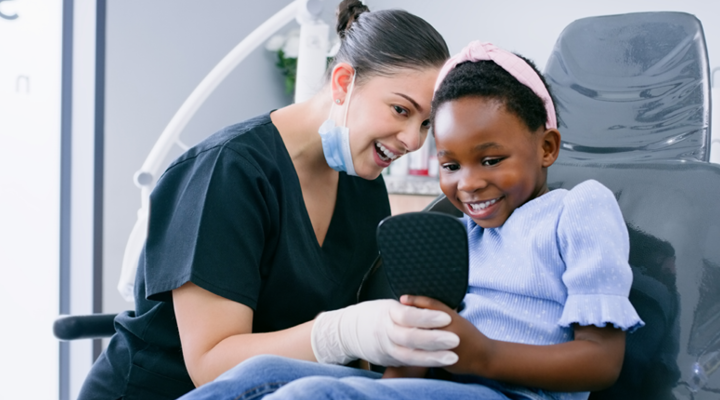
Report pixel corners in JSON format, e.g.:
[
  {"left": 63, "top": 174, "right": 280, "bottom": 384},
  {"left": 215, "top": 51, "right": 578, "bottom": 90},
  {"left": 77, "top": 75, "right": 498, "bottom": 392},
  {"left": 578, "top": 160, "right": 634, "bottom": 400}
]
[{"left": 53, "top": 313, "right": 118, "bottom": 340}]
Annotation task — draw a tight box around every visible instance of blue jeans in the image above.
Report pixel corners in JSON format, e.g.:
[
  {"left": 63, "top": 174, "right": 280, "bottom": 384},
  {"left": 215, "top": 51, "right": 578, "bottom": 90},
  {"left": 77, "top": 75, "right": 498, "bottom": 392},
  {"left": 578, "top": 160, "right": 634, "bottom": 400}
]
[{"left": 178, "top": 355, "right": 549, "bottom": 400}]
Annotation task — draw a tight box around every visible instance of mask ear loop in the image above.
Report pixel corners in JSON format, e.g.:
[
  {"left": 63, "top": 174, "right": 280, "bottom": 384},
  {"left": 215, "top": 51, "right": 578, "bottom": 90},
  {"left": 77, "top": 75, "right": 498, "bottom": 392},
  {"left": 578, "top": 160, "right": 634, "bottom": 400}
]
[
  {"left": 327, "top": 68, "right": 356, "bottom": 124},
  {"left": 342, "top": 71, "right": 356, "bottom": 127}
]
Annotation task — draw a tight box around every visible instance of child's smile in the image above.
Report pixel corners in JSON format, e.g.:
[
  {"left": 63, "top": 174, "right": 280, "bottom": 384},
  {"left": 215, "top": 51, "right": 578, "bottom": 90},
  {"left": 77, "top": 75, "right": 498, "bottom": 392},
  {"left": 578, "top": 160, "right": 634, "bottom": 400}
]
[
  {"left": 434, "top": 97, "right": 558, "bottom": 228},
  {"left": 465, "top": 196, "right": 501, "bottom": 219}
]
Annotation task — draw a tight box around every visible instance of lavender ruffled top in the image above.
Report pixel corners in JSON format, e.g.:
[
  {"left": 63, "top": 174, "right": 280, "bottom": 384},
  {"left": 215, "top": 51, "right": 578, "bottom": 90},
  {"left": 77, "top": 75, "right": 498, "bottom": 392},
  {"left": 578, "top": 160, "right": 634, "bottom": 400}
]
[{"left": 459, "top": 179, "right": 644, "bottom": 400}]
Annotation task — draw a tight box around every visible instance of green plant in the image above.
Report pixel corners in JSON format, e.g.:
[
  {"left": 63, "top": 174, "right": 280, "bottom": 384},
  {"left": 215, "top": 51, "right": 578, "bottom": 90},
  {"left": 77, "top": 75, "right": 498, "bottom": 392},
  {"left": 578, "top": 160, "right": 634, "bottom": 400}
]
[
  {"left": 275, "top": 49, "right": 298, "bottom": 95},
  {"left": 267, "top": 29, "right": 337, "bottom": 95}
]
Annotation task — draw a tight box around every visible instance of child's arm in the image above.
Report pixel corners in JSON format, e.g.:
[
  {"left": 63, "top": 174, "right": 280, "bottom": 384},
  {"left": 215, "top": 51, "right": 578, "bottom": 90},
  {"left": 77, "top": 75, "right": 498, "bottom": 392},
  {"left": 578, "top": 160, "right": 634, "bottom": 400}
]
[
  {"left": 382, "top": 366, "right": 429, "bottom": 379},
  {"left": 401, "top": 295, "right": 625, "bottom": 392}
]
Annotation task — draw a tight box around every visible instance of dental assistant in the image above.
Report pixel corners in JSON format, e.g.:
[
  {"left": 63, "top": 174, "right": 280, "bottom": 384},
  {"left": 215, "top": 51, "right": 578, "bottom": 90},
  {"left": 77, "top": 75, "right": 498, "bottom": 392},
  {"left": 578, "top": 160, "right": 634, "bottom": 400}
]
[{"left": 78, "top": 2, "right": 457, "bottom": 399}]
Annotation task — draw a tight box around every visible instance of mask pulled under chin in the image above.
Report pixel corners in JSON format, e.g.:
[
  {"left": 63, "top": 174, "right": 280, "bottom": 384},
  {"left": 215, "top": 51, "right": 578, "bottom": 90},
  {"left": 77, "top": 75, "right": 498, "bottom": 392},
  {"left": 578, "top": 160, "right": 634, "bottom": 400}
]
[{"left": 319, "top": 119, "right": 357, "bottom": 176}]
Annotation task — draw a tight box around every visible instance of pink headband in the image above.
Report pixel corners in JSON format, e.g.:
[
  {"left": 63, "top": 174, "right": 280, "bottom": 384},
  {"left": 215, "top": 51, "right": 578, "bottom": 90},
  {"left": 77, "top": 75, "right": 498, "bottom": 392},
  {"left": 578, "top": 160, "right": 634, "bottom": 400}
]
[{"left": 434, "top": 41, "right": 557, "bottom": 130}]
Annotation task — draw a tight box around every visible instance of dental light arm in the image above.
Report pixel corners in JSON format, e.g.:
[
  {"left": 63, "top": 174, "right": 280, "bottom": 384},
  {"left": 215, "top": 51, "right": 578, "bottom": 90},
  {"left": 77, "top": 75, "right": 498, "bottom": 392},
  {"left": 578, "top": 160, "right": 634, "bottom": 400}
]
[{"left": 118, "top": 0, "right": 329, "bottom": 302}]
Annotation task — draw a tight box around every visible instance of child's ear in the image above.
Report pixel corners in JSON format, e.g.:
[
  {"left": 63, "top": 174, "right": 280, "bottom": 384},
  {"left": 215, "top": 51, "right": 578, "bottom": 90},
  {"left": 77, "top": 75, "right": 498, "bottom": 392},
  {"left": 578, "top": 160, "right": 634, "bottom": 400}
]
[{"left": 540, "top": 128, "right": 561, "bottom": 168}]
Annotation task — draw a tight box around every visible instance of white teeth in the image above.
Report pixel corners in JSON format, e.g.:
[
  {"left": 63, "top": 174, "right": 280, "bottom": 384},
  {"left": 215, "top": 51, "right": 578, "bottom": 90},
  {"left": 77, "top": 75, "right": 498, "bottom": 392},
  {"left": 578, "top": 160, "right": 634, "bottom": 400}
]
[
  {"left": 469, "top": 198, "right": 497, "bottom": 211},
  {"left": 375, "top": 142, "right": 398, "bottom": 161}
]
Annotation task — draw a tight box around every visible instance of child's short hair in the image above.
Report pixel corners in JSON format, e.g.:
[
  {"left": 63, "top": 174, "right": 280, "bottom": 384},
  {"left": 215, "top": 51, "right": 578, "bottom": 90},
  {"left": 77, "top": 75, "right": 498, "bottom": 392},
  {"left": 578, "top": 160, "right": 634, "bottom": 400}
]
[{"left": 431, "top": 57, "right": 559, "bottom": 132}]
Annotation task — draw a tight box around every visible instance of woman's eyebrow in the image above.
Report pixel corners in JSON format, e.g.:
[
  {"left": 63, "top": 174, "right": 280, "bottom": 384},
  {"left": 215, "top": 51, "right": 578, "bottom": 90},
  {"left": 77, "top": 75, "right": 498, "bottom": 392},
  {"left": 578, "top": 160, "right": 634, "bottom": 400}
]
[{"left": 393, "top": 92, "right": 423, "bottom": 113}]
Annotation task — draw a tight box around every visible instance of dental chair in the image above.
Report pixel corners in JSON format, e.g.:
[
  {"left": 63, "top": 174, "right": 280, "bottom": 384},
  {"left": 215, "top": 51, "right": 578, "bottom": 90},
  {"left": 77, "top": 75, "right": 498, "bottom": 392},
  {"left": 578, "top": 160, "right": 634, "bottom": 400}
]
[
  {"left": 541, "top": 13, "right": 718, "bottom": 399},
  {"left": 546, "top": 161, "right": 720, "bottom": 400},
  {"left": 545, "top": 11, "right": 711, "bottom": 162},
  {"left": 361, "top": 11, "right": 719, "bottom": 400}
]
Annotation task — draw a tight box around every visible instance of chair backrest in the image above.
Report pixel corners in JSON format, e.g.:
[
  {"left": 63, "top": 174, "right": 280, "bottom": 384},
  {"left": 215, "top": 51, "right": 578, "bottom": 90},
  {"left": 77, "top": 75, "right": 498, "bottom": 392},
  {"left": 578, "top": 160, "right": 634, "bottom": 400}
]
[
  {"left": 544, "top": 12, "right": 712, "bottom": 162},
  {"left": 550, "top": 161, "right": 720, "bottom": 399},
  {"left": 423, "top": 160, "right": 720, "bottom": 399}
]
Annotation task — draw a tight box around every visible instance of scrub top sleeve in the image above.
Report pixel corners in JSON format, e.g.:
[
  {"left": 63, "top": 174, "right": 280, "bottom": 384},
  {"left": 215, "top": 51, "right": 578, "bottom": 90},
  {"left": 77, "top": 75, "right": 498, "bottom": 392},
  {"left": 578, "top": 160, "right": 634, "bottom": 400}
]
[
  {"left": 556, "top": 180, "right": 644, "bottom": 332},
  {"left": 143, "top": 145, "right": 277, "bottom": 309}
]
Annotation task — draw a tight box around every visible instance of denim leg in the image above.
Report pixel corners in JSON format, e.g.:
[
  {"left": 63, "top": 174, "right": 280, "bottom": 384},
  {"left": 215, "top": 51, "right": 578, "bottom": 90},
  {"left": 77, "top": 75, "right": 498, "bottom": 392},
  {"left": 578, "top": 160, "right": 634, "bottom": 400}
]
[
  {"left": 264, "top": 375, "right": 513, "bottom": 400},
  {"left": 177, "top": 355, "right": 381, "bottom": 400}
]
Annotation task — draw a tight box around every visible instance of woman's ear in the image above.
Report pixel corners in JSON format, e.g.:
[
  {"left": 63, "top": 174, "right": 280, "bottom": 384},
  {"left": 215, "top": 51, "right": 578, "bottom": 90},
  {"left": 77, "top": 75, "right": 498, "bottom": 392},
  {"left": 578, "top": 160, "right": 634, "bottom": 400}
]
[
  {"left": 540, "top": 128, "right": 561, "bottom": 168},
  {"left": 330, "top": 63, "right": 355, "bottom": 105}
]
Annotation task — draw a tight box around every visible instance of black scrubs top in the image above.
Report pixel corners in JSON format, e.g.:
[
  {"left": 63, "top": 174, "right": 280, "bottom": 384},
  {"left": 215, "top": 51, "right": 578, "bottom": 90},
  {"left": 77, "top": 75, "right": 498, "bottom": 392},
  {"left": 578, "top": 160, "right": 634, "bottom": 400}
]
[{"left": 78, "top": 113, "right": 391, "bottom": 400}]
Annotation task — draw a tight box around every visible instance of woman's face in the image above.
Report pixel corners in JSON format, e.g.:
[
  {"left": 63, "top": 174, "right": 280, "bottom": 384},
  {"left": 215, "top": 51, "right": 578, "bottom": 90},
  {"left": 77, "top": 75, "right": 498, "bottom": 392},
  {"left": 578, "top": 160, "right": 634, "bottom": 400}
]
[{"left": 345, "top": 67, "right": 440, "bottom": 179}]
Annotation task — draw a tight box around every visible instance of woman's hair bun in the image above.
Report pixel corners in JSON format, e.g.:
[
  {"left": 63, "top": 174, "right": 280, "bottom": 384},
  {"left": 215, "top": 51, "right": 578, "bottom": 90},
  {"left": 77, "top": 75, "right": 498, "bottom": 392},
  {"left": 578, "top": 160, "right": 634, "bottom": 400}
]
[{"left": 336, "top": 0, "right": 370, "bottom": 38}]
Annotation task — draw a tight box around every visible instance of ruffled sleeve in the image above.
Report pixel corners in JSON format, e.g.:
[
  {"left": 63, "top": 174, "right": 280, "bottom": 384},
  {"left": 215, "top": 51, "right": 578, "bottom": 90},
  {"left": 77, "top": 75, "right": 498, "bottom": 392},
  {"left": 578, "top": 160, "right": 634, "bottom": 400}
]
[{"left": 556, "top": 180, "right": 644, "bottom": 332}]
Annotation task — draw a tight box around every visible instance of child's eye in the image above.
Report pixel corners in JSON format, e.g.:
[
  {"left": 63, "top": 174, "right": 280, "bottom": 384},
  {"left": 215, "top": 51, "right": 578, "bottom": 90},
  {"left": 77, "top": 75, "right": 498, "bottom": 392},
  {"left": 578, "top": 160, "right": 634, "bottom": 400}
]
[
  {"left": 442, "top": 163, "right": 459, "bottom": 172},
  {"left": 393, "top": 105, "right": 408, "bottom": 116},
  {"left": 482, "top": 157, "right": 503, "bottom": 166},
  {"left": 421, "top": 119, "right": 431, "bottom": 128}
]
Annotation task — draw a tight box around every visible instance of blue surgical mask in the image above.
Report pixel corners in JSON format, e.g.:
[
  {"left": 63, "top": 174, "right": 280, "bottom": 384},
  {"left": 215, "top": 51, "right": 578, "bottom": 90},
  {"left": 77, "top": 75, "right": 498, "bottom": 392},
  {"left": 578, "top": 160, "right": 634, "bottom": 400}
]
[{"left": 319, "top": 72, "right": 357, "bottom": 176}]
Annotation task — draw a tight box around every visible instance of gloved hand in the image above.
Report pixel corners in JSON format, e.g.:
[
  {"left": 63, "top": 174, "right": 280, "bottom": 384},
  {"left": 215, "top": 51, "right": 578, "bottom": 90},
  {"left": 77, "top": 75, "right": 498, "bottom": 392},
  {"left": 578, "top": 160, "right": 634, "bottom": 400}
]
[{"left": 311, "top": 299, "right": 459, "bottom": 367}]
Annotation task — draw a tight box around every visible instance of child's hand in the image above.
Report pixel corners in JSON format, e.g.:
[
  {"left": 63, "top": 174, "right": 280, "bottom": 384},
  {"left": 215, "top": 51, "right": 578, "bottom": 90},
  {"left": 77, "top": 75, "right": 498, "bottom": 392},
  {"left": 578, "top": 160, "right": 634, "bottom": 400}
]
[
  {"left": 400, "top": 295, "right": 495, "bottom": 376},
  {"left": 382, "top": 366, "right": 429, "bottom": 379},
  {"left": 401, "top": 295, "right": 626, "bottom": 391}
]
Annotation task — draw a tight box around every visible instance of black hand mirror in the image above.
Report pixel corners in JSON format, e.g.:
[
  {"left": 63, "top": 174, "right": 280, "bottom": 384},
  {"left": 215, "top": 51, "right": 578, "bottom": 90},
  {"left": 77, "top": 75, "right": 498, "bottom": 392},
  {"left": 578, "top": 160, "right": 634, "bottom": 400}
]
[{"left": 362, "top": 212, "right": 469, "bottom": 310}]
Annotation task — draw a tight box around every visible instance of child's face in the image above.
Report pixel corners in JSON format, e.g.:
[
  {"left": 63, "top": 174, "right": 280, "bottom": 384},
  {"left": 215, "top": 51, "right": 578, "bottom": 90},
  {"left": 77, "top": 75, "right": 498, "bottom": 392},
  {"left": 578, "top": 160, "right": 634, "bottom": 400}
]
[{"left": 434, "top": 96, "right": 560, "bottom": 228}]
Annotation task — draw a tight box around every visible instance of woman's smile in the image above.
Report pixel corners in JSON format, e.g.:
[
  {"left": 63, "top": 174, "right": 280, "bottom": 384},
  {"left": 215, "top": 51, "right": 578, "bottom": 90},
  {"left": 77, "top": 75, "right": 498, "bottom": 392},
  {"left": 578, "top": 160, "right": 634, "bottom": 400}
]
[{"left": 373, "top": 141, "right": 400, "bottom": 166}]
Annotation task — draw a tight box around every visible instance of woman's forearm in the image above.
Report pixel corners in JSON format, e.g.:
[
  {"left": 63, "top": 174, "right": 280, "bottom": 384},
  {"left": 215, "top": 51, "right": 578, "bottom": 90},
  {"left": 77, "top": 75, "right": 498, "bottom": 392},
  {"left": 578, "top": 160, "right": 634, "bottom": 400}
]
[
  {"left": 176, "top": 285, "right": 460, "bottom": 388},
  {"left": 174, "top": 282, "right": 318, "bottom": 388},
  {"left": 189, "top": 320, "right": 316, "bottom": 387}
]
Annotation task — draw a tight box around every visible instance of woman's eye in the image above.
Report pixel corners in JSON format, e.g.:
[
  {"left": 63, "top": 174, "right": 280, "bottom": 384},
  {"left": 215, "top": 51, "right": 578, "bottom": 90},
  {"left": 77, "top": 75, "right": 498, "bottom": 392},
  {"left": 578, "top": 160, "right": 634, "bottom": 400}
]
[
  {"left": 393, "top": 105, "right": 408, "bottom": 115},
  {"left": 482, "top": 158, "right": 502, "bottom": 166},
  {"left": 442, "top": 163, "right": 459, "bottom": 172},
  {"left": 421, "top": 119, "right": 431, "bottom": 128}
]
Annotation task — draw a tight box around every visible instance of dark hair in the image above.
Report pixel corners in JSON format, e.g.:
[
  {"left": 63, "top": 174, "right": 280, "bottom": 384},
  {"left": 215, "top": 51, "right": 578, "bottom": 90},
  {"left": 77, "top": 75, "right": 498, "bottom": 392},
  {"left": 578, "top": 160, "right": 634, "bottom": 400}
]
[
  {"left": 327, "top": 0, "right": 449, "bottom": 83},
  {"left": 431, "top": 56, "right": 558, "bottom": 132}
]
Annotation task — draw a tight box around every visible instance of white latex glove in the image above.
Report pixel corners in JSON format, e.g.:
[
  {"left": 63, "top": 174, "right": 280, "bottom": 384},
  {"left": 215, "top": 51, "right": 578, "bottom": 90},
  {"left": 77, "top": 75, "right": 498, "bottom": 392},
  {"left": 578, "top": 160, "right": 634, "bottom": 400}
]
[{"left": 311, "top": 299, "right": 459, "bottom": 367}]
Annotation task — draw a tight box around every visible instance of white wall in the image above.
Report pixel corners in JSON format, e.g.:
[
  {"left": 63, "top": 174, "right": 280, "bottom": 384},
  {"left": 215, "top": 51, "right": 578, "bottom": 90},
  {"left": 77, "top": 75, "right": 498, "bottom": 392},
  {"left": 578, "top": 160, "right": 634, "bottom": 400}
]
[{"left": 0, "top": 0, "right": 62, "bottom": 398}]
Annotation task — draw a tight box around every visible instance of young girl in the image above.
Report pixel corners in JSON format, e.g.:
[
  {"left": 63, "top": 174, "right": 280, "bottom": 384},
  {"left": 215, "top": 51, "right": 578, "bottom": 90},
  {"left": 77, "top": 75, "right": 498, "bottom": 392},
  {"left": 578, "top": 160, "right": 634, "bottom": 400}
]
[
  {"left": 378, "top": 41, "right": 646, "bottom": 399},
  {"left": 176, "top": 42, "right": 644, "bottom": 400}
]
